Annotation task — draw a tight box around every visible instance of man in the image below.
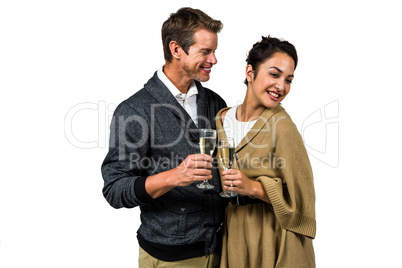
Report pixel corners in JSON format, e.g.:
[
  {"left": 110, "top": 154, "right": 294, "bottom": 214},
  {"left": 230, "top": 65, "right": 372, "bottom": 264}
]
[{"left": 101, "top": 7, "right": 226, "bottom": 267}]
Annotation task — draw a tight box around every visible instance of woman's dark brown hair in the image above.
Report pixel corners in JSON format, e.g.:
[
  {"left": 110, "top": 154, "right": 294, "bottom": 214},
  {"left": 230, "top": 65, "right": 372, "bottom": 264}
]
[{"left": 245, "top": 36, "right": 298, "bottom": 85}]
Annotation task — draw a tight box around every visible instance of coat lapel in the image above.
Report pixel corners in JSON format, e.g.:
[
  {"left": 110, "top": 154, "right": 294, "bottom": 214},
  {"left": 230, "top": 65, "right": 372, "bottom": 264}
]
[
  {"left": 215, "top": 107, "right": 230, "bottom": 140},
  {"left": 215, "top": 105, "right": 284, "bottom": 153},
  {"left": 216, "top": 105, "right": 284, "bottom": 170},
  {"left": 235, "top": 106, "right": 284, "bottom": 152},
  {"left": 194, "top": 81, "right": 208, "bottom": 130}
]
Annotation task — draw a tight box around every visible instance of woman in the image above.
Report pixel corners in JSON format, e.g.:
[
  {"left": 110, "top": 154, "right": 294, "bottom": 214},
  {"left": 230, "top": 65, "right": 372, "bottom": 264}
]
[{"left": 216, "top": 36, "right": 316, "bottom": 268}]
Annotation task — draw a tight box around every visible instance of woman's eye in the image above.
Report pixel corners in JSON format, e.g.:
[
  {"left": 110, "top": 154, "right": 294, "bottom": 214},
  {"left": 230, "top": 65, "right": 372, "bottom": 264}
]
[
  {"left": 270, "top": 73, "right": 279, "bottom": 78},
  {"left": 286, "top": 79, "right": 293, "bottom": 84}
]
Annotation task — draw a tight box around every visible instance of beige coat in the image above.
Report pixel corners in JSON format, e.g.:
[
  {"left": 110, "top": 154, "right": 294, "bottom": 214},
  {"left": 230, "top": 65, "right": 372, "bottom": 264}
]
[{"left": 216, "top": 105, "right": 316, "bottom": 268}]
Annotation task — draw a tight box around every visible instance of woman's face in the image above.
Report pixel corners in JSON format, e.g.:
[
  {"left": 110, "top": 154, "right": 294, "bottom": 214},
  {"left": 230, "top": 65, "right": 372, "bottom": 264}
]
[{"left": 246, "top": 52, "right": 295, "bottom": 109}]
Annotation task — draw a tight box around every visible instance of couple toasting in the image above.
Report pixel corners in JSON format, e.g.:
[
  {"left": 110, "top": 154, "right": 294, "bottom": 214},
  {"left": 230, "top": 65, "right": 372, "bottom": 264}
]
[{"left": 101, "top": 7, "right": 316, "bottom": 268}]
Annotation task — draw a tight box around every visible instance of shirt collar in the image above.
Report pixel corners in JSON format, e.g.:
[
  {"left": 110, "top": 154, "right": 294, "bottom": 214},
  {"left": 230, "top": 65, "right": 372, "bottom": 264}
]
[{"left": 157, "top": 66, "right": 198, "bottom": 99}]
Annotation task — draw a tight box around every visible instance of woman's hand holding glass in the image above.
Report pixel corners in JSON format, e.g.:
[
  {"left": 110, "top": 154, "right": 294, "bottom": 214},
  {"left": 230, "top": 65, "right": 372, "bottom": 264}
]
[
  {"left": 221, "top": 169, "right": 260, "bottom": 197},
  {"left": 218, "top": 138, "right": 237, "bottom": 198}
]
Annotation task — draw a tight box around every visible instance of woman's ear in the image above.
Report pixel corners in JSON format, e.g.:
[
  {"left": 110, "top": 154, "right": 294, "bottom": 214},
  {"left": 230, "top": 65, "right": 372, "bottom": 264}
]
[
  {"left": 169, "top": 41, "right": 181, "bottom": 60},
  {"left": 245, "top": 64, "right": 254, "bottom": 83}
]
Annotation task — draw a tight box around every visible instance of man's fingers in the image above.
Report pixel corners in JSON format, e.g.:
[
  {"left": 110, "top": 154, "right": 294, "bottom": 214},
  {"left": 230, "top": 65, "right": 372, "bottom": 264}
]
[
  {"left": 192, "top": 168, "right": 212, "bottom": 176},
  {"left": 193, "top": 175, "right": 213, "bottom": 182},
  {"left": 185, "top": 154, "right": 213, "bottom": 169},
  {"left": 189, "top": 154, "right": 214, "bottom": 162},
  {"left": 185, "top": 160, "right": 212, "bottom": 169},
  {"left": 193, "top": 161, "right": 213, "bottom": 169}
]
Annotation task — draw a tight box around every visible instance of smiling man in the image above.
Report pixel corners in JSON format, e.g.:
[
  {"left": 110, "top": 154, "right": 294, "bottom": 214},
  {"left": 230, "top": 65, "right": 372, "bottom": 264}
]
[{"left": 101, "top": 7, "right": 227, "bottom": 268}]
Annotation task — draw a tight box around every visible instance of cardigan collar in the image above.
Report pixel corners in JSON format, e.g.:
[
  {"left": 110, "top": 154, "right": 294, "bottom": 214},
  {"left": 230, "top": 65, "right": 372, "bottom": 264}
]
[
  {"left": 216, "top": 105, "right": 284, "bottom": 152},
  {"left": 143, "top": 71, "right": 210, "bottom": 138}
]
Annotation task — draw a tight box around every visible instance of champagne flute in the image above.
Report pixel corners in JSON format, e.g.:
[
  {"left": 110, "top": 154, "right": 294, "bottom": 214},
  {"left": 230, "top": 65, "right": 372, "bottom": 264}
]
[
  {"left": 218, "top": 137, "right": 238, "bottom": 198},
  {"left": 196, "top": 129, "right": 216, "bottom": 189}
]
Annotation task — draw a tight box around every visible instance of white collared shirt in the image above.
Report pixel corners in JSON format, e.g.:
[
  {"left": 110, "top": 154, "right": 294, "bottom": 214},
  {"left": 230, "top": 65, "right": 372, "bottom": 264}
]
[{"left": 157, "top": 67, "right": 198, "bottom": 127}]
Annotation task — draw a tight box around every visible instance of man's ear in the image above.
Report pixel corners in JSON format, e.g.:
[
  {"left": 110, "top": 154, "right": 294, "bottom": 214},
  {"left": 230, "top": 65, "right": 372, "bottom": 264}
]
[
  {"left": 169, "top": 41, "right": 181, "bottom": 60},
  {"left": 245, "top": 64, "right": 255, "bottom": 83}
]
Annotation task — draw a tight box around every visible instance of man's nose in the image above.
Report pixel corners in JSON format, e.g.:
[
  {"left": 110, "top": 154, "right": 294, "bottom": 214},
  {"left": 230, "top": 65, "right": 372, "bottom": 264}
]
[{"left": 208, "top": 52, "right": 217, "bottom": 65}]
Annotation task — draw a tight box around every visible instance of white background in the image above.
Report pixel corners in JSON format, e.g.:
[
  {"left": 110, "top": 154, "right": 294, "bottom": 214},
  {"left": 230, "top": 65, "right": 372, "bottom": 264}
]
[{"left": 1, "top": 0, "right": 401, "bottom": 267}]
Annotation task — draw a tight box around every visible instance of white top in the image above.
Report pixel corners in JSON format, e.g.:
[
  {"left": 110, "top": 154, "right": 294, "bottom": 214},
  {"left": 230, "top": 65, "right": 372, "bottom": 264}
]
[
  {"left": 222, "top": 105, "right": 258, "bottom": 147},
  {"left": 157, "top": 67, "right": 198, "bottom": 127}
]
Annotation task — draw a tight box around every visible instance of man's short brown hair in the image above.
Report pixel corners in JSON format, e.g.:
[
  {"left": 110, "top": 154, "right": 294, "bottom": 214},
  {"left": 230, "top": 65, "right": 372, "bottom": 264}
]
[{"left": 161, "top": 7, "right": 223, "bottom": 62}]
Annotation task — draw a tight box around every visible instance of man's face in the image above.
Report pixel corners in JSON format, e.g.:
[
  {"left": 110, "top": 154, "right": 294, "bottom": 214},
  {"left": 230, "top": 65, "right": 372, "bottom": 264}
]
[{"left": 180, "top": 29, "right": 218, "bottom": 82}]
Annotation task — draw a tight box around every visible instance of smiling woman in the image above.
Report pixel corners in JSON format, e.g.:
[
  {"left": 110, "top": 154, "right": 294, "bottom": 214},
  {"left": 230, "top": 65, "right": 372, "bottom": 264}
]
[{"left": 216, "top": 36, "right": 316, "bottom": 268}]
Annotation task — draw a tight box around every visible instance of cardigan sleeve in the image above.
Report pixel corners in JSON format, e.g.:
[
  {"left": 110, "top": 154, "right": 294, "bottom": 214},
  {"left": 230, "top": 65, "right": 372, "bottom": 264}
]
[
  {"left": 256, "top": 117, "right": 316, "bottom": 239},
  {"left": 101, "top": 101, "right": 153, "bottom": 209}
]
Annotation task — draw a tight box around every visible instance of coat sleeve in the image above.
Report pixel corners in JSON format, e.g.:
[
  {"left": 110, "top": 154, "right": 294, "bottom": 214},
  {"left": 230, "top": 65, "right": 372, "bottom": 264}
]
[
  {"left": 101, "top": 102, "right": 152, "bottom": 209},
  {"left": 256, "top": 118, "right": 316, "bottom": 239}
]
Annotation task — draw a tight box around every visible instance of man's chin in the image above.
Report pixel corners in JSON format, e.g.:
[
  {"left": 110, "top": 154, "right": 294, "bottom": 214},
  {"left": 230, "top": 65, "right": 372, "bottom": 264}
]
[{"left": 194, "top": 75, "right": 210, "bottom": 83}]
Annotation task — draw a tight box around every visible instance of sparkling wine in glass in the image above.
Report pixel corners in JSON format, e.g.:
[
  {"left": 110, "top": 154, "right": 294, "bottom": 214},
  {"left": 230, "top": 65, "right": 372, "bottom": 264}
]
[
  {"left": 196, "top": 129, "right": 216, "bottom": 189},
  {"left": 218, "top": 138, "right": 238, "bottom": 198}
]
